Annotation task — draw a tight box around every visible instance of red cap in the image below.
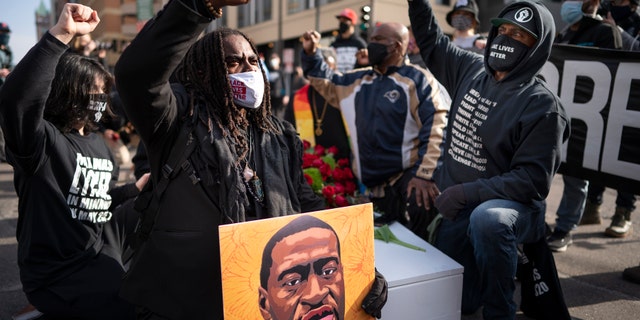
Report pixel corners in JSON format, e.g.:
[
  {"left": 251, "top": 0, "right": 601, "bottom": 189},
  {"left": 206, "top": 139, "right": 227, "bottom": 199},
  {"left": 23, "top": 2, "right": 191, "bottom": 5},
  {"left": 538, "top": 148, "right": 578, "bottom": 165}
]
[
  {"left": 336, "top": 8, "right": 358, "bottom": 25},
  {"left": 0, "top": 22, "right": 10, "bottom": 33}
]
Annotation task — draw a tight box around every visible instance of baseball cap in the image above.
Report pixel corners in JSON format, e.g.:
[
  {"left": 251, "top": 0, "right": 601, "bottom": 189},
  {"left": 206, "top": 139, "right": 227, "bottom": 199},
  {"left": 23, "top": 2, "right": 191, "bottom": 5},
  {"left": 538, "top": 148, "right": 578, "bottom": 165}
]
[
  {"left": 336, "top": 8, "right": 358, "bottom": 25},
  {"left": 0, "top": 22, "right": 10, "bottom": 33},
  {"left": 491, "top": 6, "right": 538, "bottom": 39},
  {"left": 446, "top": 0, "right": 480, "bottom": 26}
]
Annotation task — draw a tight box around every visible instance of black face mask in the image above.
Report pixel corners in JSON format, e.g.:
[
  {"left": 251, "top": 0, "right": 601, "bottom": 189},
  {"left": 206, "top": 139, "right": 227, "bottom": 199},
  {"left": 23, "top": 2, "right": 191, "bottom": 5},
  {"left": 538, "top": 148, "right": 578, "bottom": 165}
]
[
  {"left": 88, "top": 93, "right": 109, "bottom": 122},
  {"left": 0, "top": 34, "right": 9, "bottom": 46},
  {"left": 338, "top": 22, "right": 350, "bottom": 34},
  {"left": 367, "top": 43, "right": 390, "bottom": 67},
  {"left": 610, "top": 5, "right": 633, "bottom": 22},
  {"left": 487, "top": 35, "right": 530, "bottom": 72}
]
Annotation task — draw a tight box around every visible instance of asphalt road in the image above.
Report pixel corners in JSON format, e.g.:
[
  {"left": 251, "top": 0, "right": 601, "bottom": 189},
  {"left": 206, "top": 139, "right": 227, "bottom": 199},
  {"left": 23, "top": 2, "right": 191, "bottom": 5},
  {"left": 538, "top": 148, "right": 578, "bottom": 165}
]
[{"left": 0, "top": 161, "right": 638, "bottom": 319}]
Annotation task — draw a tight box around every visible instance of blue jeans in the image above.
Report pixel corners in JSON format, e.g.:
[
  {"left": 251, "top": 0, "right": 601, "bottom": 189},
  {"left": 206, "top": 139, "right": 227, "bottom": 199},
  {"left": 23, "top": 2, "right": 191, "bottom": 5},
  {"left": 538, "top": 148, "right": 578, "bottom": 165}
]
[
  {"left": 435, "top": 199, "right": 546, "bottom": 320},
  {"left": 555, "top": 175, "right": 588, "bottom": 233}
]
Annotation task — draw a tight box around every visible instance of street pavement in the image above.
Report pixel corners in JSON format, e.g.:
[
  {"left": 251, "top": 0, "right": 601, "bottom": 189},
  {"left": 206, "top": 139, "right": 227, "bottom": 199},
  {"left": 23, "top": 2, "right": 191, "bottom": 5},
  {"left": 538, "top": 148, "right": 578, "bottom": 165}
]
[{"left": 0, "top": 161, "right": 638, "bottom": 319}]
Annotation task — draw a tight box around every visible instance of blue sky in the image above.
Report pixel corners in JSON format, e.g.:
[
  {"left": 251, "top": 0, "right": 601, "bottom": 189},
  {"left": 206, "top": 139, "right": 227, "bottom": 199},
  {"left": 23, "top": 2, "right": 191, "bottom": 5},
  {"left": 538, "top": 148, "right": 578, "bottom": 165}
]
[{"left": 2, "top": 0, "right": 48, "bottom": 65}]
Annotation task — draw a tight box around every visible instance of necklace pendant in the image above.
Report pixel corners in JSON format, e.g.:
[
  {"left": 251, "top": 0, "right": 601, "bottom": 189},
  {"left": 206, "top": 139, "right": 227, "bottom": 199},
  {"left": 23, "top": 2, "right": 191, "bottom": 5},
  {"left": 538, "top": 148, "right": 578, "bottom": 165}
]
[
  {"left": 315, "top": 127, "right": 323, "bottom": 136},
  {"left": 243, "top": 166, "right": 254, "bottom": 182},
  {"left": 252, "top": 175, "right": 264, "bottom": 202}
]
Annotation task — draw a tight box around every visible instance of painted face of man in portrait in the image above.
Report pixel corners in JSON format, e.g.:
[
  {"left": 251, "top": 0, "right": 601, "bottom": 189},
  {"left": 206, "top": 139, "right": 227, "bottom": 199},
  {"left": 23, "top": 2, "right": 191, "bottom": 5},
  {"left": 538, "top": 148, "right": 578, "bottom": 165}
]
[{"left": 259, "top": 222, "right": 345, "bottom": 320}]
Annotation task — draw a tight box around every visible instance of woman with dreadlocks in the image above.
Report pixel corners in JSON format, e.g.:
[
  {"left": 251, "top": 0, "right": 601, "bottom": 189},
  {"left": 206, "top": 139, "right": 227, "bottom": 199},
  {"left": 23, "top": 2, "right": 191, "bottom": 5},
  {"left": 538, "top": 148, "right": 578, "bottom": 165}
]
[{"left": 115, "top": 0, "right": 387, "bottom": 319}]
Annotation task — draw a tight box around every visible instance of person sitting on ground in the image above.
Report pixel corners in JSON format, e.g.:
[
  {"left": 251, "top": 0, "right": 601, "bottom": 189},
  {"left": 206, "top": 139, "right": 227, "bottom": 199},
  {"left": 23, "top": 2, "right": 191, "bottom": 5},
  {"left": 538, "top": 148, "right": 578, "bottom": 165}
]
[
  {"left": 300, "top": 22, "right": 450, "bottom": 241},
  {"left": 408, "top": 0, "right": 570, "bottom": 318},
  {"left": 0, "top": 3, "right": 149, "bottom": 318},
  {"left": 114, "top": 0, "right": 388, "bottom": 318}
]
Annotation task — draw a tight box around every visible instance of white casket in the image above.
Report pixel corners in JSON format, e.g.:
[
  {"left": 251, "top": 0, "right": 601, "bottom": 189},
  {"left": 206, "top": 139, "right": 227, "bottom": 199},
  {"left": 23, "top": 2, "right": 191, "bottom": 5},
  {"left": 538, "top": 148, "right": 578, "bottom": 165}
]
[{"left": 374, "top": 222, "right": 464, "bottom": 320}]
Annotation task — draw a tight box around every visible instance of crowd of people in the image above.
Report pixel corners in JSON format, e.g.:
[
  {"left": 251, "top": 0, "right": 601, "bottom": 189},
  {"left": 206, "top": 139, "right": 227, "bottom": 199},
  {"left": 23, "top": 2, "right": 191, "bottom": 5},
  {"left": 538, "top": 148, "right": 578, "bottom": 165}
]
[
  {"left": 547, "top": 0, "right": 640, "bottom": 292},
  {"left": 0, "top": 0, "right": 638, "bottom": 319}
]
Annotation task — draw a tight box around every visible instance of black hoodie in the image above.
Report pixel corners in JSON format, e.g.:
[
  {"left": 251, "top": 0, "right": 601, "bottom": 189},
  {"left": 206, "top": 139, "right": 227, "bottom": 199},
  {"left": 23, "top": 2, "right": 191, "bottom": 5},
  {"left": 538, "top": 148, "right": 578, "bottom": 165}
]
[{"left": 408, "top": 0, "right": 570, "bottom": 207}]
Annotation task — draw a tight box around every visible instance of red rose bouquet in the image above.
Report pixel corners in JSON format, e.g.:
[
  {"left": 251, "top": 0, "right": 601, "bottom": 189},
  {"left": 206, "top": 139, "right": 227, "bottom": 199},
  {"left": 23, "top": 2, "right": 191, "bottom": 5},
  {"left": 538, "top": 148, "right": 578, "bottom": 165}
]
[{"left": 301, "top": 140, "right": 359, "bottom": 208}]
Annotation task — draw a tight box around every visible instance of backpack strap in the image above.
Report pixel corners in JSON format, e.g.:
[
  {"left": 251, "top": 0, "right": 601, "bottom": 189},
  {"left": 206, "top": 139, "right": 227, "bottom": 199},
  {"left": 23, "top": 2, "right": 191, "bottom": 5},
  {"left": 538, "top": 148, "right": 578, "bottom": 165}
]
[{"left": 130, "top": 120, "right": 198, "bottom": 248}]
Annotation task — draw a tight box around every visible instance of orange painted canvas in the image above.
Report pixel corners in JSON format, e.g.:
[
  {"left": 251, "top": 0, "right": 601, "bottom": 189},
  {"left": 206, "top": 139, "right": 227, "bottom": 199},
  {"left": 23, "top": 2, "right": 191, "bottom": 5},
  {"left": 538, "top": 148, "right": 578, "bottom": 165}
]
[{"left": 219, "top": 203, "right": 375, "bottom": 320}]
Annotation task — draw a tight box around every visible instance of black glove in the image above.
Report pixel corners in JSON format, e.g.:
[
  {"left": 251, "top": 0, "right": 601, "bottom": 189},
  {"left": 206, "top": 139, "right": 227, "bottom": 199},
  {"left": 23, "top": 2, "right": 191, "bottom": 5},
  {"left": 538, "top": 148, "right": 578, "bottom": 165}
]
[
  {"left": 434, "top": 184, "right": 466, "bottom": 220},
  {"left": 361, "top": 268, "right": 388, "bottom": 318}
]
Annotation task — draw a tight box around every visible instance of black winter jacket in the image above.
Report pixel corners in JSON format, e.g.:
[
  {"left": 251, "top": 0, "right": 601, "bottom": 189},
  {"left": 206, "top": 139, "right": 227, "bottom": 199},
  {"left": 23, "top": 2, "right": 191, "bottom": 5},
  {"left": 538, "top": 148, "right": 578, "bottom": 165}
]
[{"left": 115, "top": 1, "right": 324, "bottom": 318}]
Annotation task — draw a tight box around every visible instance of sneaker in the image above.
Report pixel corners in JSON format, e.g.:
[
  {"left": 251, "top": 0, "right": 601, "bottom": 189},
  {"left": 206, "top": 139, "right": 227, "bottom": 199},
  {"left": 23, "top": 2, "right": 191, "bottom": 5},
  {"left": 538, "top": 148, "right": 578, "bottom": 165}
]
[
  {"left": 11, "top": 304, "right": 43, "bottom": 320},
  {"left": 623, "top": 265, "right": 640, "bottom": 284},
  {"left": 547, "top": 230, "right": 573, "bottom": 252},
  {"left": 579, "top": 200, "right": 601, "bottom": 225},
  {"left": 605, "top": 207, "right": 632, "bottom": 238}
]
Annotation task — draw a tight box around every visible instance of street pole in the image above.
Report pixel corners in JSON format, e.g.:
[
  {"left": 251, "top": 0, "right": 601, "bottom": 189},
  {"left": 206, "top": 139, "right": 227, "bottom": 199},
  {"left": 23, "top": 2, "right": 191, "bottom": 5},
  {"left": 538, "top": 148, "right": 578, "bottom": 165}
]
[
  {"left": 315, "top": 0, "right": 320, "bottom": 31},
  {"left": 278, "top": 0, "right": 283, "bottom": 59}
]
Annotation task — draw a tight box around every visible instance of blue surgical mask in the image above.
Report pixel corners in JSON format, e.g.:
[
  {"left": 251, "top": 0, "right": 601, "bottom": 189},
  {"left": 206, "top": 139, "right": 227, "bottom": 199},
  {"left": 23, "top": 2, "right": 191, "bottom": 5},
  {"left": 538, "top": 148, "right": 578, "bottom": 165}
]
[{"left": 560, "top": 1, "right": 585, "bottom": 25}]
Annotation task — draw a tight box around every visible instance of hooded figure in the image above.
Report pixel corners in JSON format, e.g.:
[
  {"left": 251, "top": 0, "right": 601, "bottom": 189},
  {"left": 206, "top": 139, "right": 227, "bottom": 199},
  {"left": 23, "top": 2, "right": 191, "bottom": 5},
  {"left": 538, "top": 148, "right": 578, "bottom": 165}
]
[
  {"left": 409, "top": 0, "right": 570, "bottom": 318},
  {"left": 445, "top": 0, "right": 486, "bottom": 53}
]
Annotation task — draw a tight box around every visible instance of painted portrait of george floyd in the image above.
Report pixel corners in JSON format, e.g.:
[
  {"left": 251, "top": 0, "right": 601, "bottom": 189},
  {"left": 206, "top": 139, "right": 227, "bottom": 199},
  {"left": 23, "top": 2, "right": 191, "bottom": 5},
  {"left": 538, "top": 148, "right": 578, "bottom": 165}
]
[{"left": 219, "top": 203, "right": 376, "bottom": 319}]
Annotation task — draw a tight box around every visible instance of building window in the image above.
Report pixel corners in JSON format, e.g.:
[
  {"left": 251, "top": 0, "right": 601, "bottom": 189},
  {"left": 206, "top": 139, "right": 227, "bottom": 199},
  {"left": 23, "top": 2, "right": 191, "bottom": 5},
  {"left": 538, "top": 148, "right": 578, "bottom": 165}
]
[
  {"left": 238, "top": 0, "right": 273, "bottom": 27},
  {"left": 287, "top": 0, "right": 337, "bottom": 15},
  {"left": 287, "top": 0, "right": 308, "bottom": 14}
]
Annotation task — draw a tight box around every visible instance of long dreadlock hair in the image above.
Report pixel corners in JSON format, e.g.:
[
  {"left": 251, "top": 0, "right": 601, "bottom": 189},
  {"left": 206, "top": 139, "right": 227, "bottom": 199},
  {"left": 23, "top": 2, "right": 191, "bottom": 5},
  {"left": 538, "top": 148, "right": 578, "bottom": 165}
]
[{"left": 173, "top": 28, "right": 277, "bottom": 166}]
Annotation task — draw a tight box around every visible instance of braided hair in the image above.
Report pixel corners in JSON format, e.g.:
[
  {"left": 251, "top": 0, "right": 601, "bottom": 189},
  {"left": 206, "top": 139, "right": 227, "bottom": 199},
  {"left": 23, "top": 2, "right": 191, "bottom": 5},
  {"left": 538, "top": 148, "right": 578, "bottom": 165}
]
[{"left": 174, "top": 28, "right": 277, "bottom": 165}]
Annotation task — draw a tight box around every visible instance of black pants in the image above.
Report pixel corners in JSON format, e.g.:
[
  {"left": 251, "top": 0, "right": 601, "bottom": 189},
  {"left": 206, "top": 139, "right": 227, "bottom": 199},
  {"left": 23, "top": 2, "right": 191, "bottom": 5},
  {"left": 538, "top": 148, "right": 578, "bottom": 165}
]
[
  {"left": 26, "top": 199, "right": 139, "bottom": 320},
  {"left": 588, "top": 182, "right": 637, "bottom": 210},
  {"left": 371, "top": 171, "right": 437, "bottom": 241},
  {"left": 135, "top": 307, "right": 172, "bottom": 320}
]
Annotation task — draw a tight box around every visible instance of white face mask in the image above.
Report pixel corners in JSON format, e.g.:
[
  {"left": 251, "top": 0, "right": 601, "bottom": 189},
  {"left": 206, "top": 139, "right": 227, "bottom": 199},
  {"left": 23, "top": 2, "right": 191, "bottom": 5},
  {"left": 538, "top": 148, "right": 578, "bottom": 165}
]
[
  {"left": 269, "top": 58, "right": 280, "bottom": 69},
  {"left": 228, "top": 71, "right": 265, "bottom": 109}
]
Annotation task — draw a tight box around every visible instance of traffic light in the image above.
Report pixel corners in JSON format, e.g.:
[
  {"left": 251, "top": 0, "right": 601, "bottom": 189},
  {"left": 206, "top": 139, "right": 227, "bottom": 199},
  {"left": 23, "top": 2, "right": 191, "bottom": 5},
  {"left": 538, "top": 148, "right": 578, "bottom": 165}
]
[{"left": 360, "top": 5, "right": 371, "bottom": 32}]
